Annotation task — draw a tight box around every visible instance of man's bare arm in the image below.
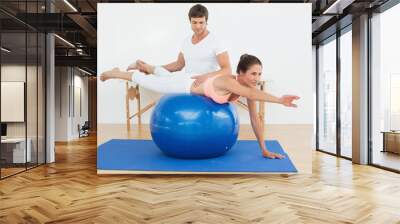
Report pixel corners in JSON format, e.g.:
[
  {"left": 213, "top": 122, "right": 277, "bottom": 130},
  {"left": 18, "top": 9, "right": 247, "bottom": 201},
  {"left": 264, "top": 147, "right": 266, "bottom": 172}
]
[
  {"left": 191, "top": 52, "right": 232, "bottom": 86},
  {"left": 162, "top": 52, "right": 185, "bottom": 72}
]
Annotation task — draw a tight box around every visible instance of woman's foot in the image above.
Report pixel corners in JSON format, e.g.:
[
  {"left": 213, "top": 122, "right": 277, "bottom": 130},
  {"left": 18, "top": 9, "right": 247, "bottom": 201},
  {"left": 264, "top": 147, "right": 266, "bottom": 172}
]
[
  {"left": 262, "top": 150, "right": 285, "bottom": 159},
  {"left": 100, "top": 67, "right": 120, "bottom": 81},
  {"left": 136, "top": 60, "right": 155, "bottom": 74}
]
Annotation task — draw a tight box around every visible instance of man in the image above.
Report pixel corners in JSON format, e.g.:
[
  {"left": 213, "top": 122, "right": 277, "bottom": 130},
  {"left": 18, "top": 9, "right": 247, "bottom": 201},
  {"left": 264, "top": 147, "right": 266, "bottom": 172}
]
[{"left": 129, "top": 4, "right": 232, "bottom": 87}]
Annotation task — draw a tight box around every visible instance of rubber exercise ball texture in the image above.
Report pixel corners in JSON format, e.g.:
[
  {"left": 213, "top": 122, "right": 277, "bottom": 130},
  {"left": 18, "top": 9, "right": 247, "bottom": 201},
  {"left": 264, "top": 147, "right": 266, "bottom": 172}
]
[{"left": 150, "top": 94, "right": 239, "bottom": 159}]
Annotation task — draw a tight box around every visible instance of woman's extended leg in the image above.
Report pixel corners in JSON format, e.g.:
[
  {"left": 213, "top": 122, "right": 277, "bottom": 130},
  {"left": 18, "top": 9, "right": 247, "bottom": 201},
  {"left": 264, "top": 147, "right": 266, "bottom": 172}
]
[
  {"left": 100, "top": 67, "right": 133, "bottom": 81},
  {"left": 100, "top": 67, "right": 194, "bottom": 94},
  {"left": 132, "top": 72, "right": 194, "bottom": 94},
  {"left": 100, "top": 64, "right": 173, "bottom": 82},
  {"left": 132, "top": 60, "right": 173, "bottom": 77}
]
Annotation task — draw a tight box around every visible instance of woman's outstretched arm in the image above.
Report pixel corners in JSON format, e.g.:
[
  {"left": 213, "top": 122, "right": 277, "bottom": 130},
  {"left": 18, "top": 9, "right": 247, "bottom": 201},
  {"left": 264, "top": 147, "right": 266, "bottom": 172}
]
[
  {"left": 220, "top": 77, "right": 300, "bottom": 106},
  {"left": 247, "top": 99, "right": 285, "bottom": 159}
]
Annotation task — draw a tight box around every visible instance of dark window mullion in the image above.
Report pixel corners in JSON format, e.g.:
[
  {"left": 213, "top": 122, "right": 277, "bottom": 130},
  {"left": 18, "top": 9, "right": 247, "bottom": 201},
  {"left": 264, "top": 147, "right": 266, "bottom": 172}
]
[
  {"left": 36, "top": 5, "right": 39, "bottom": 167},
  {"left": 25, "top": 0, "right": 28, "bottom": 171},
  {"left": 0, "top": 28, "right": 2, "bottom": 179},
  {"left": 316, "top": 45, "right": 320, "bottom": 150},
  {"left": 367, "top": 11, "right": 373, "bottom": 165},
  {"left": 336, "top": 29, "right": 341, "bottom": 157}
]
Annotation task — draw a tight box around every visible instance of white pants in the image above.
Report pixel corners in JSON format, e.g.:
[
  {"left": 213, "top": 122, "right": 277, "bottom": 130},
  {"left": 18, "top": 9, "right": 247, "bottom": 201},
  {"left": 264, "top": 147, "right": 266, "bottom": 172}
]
[{"left": 131, "top": 66, "right": 194, "bottom": 94}]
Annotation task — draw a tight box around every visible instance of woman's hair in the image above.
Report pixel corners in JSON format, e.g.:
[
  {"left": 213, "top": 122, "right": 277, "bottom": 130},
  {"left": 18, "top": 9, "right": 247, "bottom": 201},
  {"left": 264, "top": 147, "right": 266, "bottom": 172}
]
[
  {"left": 188, "top": 4, "right": 208, "bottom": 21},
  {"left": 236, "top": 54, "right": 262, "bottom": 74}
]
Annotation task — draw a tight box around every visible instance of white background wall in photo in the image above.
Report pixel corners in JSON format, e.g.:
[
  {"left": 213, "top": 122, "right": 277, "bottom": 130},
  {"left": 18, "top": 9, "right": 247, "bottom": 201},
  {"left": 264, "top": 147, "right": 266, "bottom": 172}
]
[{"left": 98, "top": 3, "right": 312, "bottom": 125}]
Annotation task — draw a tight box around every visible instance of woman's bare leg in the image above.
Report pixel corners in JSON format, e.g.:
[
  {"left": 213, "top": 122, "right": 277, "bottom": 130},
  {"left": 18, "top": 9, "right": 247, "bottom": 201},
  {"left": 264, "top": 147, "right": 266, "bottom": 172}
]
[{"left": 100, "top": 67, "right": 133, "bottom": 82}]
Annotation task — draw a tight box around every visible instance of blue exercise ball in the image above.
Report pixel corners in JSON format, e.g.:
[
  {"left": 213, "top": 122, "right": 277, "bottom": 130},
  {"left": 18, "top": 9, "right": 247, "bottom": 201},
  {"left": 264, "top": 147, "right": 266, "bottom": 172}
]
[{"left": 150, "top": 94, "right": 239, "bottom": 159}]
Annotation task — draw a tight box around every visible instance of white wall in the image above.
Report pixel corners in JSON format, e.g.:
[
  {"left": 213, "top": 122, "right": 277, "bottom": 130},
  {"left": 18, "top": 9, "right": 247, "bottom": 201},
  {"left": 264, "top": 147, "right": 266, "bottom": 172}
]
[
  {"left": 1, "top": 82, "right": 24, "bottom": 122},
  {"left": 98, "top": 3, "right": 313, "bottom": 125},
  {"left": 1, "top": 65, "right": 26, "bottom": 141},
  {"left": 312, "top": 45, "right": 317, "bottom": 148},
  {"left": 55, "top": 67, "right": 89, "bottom": 141},
  {"left": 1, "top": 65, "right": 31, "bottom": 137},
  {"left": 1, "top": 64, "right": 46, "bottom": 163},
  {"left": 71, "top": 73, "right": 89, "bottom": 138},
  {"left": 55, "top": 67, "right": 69, "bottom": 141}
]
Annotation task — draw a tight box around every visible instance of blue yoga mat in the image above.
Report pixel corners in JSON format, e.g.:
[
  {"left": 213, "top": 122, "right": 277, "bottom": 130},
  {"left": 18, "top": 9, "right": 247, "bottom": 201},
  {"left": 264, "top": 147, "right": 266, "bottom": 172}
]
[{"left": 97, "top": 139, "right": 297, "bottom": 173}]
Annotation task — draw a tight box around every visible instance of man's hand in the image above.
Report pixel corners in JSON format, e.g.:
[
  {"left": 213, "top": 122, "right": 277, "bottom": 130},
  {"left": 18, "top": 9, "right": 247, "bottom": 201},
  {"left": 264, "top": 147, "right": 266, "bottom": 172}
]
[
  {"left": 279, "top": 95, "right": 300, "bottom": 107},
  {"left": 191, "top": 74, "right": 209, "bottom": 88}
]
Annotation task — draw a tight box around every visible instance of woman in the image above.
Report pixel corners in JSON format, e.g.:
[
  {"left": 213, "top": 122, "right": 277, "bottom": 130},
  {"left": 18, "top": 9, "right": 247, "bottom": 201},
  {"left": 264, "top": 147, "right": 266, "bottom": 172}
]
[{"left": 100, "top": 54, "right": 300, "bottom": 159}]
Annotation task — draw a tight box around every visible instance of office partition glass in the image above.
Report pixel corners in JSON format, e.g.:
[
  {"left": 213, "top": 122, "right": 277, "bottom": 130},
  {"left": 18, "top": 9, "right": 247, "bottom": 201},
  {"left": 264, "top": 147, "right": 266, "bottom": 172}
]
[
  {"left": 317, "top": 36, "right": 337, "bottom": 155},
  {"left": 370, "top": 3, "right": 400, "bottom": 171},
  {"left": 339, "top": 29, "right": 352, "bottom": 158},
  {"left": 1, "top": 31, "right": 28, "bottom": 178},
  {"left": 27, "top": 30, "right": 38, "bottom": 169},
  {"left": 0, "top": 1, "right": 46, "bottom": 179},
  {"left": 38, "top": 32, "right": 45, "bottom": 165}
]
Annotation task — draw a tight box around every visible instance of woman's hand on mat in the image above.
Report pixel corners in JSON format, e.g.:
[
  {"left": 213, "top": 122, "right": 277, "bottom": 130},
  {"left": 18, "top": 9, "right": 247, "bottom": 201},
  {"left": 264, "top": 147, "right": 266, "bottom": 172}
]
[
  {"left": 262, "top": 150, "right": 285, "bottom": 159},
  {"left": 191, "top": 74, "right": 208, "bottom": 87},
  {"left": 279, "top": 95, "right": 300, "bottom": 107}
]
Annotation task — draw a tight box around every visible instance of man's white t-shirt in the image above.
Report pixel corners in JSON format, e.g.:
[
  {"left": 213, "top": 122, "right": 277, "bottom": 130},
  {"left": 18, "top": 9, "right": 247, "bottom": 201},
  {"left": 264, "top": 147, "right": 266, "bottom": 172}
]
[{"left": 180, "top": 32, "right": 226, "bottom": 75}]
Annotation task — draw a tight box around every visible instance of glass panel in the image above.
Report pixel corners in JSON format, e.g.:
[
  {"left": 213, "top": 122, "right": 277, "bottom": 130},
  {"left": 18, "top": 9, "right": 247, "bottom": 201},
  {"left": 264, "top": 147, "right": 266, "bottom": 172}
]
[
  {"left": 1, "top": 30, "right": 27, "bottom": 177},
  {"left": 27, "top": 30, "right": 38, "bottom": 169},
  {"left": 27, "top": 0, "right": 39, "bottom": 168},
  {"left": 74, "top": 85, "right": 81, "bottom": 137},
  {"left": 0, "top": 1, "right": 26, "bottom": 14},
  {"left": 371, "top": 3, "right": 400, "bottom": 171},
  {"left": 390, "top": 74, "right": 400, "bottom": 130},
  {"left": 0, "top": 1, "right": 46, "bottom": 178},
  {"left": 340, "top": 29, "right": 352, "bottom": 158},
  {"left": 38, "top": 32, "right": 45, "bottom": 165},
  {"left": 318, "top": 37, "right": 337, "bottom": 154},
  {"left": 0, "top": 2, "right": 27, "bottom": 33}
]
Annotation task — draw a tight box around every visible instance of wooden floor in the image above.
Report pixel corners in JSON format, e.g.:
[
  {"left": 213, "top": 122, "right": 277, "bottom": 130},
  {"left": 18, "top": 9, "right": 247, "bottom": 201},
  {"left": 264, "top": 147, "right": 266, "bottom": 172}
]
[
  {"left": 1, "top": 163, "right": 44, "bottom": 178},
  {"left": 373, "top": 151, "right": 400, "bottom": 171},
  {"left": 1, "top": 167, "right": 25, "bottom": 178},
  {"left": 1, "top": 133, "right": 400, "bottom": 223}
]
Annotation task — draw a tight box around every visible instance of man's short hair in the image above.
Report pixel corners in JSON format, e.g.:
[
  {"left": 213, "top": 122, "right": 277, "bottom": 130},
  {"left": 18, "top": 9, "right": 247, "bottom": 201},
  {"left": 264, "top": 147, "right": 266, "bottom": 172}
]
[{"left": 188, "top": 4, "right": 208, "bottom": 21}]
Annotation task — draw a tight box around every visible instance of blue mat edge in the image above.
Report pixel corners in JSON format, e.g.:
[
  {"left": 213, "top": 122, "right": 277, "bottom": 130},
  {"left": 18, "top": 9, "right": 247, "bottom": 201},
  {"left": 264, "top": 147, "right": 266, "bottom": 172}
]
[{"left": 97, "top": 139, "right": 298, "bottom": 173}]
